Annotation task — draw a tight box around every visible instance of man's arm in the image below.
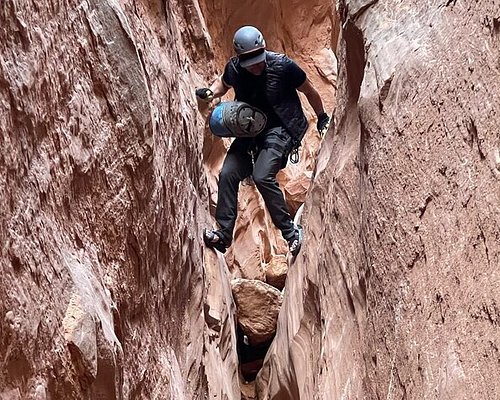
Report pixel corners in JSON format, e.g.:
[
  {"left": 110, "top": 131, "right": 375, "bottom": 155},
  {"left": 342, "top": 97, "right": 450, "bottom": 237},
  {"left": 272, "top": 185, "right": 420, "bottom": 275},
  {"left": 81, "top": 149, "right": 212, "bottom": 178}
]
[
  {"left": 297, "top": 78, "right": 324, "bottom": 117},
  {"left": 196, "top": 76, "right": 231, "bottom": 103},
  {"left": 297, "top": 78, "right": 330, "bottom": 136},
  {"left": 209, "top": 76, "right": 231, "bottom": 98}
]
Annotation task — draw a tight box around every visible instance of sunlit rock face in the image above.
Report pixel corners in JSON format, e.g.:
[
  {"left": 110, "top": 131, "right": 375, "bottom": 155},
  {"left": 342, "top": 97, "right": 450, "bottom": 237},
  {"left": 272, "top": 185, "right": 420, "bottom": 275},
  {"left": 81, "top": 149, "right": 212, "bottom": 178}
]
[{"left": 258, "top": 0, "right": 500, "bottom": 399}]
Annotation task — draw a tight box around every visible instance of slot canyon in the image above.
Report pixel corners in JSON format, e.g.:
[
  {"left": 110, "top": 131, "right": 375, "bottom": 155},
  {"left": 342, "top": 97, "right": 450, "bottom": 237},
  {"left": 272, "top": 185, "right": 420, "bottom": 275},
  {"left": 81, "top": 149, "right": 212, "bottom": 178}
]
[{"left": 1, "top": 0, "right": 499, "bottom": 399}]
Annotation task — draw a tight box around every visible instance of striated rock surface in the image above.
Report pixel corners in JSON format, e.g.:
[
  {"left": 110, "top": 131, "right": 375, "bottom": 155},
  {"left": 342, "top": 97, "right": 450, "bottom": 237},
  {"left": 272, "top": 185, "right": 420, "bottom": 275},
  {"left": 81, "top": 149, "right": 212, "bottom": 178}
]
[
  {"left": 0, "top": 0, "right": 240, "bottom": 398},
  {"left": 265, "top": 255, "right": 288, "bottom": 290},
  {"left": 258, "top": 0, "right": 500, "bottom": 399}
]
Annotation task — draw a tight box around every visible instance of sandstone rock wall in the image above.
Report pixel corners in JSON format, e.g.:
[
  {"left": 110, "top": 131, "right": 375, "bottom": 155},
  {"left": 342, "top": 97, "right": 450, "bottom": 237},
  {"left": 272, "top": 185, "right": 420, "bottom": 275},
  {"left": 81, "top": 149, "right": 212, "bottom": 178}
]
[
  {"left": 2, "top": 0, "right": 499, "bottom": 399},
  {"left": 258, "top": 0, "right": 500, "bottom": 399},
  {"left": 0, "top": 0, "right": 240, "bottom": 398}
]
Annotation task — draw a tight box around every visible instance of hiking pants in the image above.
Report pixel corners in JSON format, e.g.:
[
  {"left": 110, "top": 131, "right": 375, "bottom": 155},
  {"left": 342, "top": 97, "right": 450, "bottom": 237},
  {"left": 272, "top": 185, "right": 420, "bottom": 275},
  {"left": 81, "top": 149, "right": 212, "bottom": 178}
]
[{"left": 215, "top": 127, "right": 295, "bottom": 244}]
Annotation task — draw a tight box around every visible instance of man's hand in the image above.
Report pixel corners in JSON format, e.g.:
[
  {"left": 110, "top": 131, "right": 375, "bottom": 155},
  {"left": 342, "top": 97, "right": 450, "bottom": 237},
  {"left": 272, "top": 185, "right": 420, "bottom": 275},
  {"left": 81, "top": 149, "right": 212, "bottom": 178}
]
[
  {"left": 317, "top": 112, "right": 330, "bottom": 137},
  {"left": 195, "top": 88, "right": 214, "bottom": 103}
]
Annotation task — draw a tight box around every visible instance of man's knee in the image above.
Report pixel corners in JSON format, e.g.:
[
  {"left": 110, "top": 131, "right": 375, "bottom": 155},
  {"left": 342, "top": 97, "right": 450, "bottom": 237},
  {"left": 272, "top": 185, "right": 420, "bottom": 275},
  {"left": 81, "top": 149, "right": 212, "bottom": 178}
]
[
  {"left": 219, "top": 168, "right": 232, "bottom": 184},
  {"left": 219, "top": 167, "right": 241, "bottom": 185},
  {"left": 252, "top": 171, "right": 274, "bottom": 188}
]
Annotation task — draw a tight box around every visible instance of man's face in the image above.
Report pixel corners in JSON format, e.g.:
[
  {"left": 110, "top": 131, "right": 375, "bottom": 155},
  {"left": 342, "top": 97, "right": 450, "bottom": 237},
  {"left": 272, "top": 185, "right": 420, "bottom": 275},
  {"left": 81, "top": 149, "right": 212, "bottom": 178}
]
[{"left": 244, "top": 61, "right": 266, "bottom": 76}]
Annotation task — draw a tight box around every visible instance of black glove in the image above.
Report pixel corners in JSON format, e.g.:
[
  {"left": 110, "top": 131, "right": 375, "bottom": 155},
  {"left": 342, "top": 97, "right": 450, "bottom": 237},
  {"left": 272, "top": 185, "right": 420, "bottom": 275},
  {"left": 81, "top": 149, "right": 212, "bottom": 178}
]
[
  {"left": 317, "top": 112, "right": 330, "bottom": 137},
  {"left": 195, "top": 87, "right": 214, "bottom": 103}
]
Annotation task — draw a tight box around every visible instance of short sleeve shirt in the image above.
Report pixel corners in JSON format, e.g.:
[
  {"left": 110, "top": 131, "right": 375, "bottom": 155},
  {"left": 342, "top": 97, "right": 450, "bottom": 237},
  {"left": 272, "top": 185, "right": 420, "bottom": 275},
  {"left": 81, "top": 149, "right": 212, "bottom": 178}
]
[{"left": 222, "top": 54, "right": 307, "bottom": 129}]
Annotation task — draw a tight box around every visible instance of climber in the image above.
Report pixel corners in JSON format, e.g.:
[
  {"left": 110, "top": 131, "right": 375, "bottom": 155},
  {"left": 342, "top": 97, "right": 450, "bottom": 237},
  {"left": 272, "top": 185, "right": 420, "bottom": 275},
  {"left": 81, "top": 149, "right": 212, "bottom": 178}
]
[{"left": 196, "top": 25, "right": 330, "bottom": 257}]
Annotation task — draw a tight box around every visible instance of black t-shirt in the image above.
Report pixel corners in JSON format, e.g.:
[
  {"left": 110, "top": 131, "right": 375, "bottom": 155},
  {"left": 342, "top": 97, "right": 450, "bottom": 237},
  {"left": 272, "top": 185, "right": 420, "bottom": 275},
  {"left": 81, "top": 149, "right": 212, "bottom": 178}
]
[{"left": 222, "top": 55, "right": 306, "bottom": 130}]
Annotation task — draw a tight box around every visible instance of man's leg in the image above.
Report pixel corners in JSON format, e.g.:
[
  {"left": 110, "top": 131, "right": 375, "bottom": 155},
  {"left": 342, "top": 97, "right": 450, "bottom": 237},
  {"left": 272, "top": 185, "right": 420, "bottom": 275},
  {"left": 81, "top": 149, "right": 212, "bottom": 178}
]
[
  {"left": 214, "top": 147, "right": 252, "bottom": 245},
  {"left": 252, "top": 147, "right": 296, "bottom": 241}
]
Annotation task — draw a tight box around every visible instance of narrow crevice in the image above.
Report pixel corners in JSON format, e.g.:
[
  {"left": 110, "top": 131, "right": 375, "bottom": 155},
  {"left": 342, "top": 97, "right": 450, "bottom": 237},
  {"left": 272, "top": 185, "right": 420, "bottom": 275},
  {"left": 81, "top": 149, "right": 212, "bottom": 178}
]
[
  {"left": 379, "top": 74, "right": 393, "bottom": 111},
  {"left": 344, "top": 20, "right": 366, "bottom": 102},
  {"left": 352, "top": 0, "right": 379, "bottom": 22},
  {"left": 494, "top": 17, "right": 500, "bottom": 35},
  {"left": 478, "top": 225, "right": 491, "bottom": 267},
  {"left": 359, "top": 119, "right": 372, "bottom": 304},
  {"left": 237, "top": 326, "right": 273, "bottom": 383},
  {"left": 466, "top": 117, "right": 486, "bottom": 160},
  {"left": 418, "top": 194, "right": 434, "bottom": 219}
]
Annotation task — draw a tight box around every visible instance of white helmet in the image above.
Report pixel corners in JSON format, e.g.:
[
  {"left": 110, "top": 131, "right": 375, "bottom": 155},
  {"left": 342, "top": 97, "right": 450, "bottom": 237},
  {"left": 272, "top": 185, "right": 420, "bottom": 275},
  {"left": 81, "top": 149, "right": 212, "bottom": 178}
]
[{"left": 233, "top": 26, "right": 266, "bottom": 67}]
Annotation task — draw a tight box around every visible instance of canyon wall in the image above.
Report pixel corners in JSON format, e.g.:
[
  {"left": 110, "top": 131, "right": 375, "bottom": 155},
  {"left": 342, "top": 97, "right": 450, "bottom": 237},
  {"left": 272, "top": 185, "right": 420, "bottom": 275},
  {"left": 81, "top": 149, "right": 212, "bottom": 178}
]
[
  {"left": 258, "top": 0, "right": 500, "bottom": 399},
  {"left": 1, "top": 0, "right": 240, "bottom": 398}
]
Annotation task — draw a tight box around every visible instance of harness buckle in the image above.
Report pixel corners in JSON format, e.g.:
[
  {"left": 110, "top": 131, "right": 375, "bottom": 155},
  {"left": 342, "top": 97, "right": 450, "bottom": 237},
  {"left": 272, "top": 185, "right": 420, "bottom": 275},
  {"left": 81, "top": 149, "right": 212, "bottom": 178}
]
[{"left": 290, "top": 147, "right": 299, "bottom": 164}]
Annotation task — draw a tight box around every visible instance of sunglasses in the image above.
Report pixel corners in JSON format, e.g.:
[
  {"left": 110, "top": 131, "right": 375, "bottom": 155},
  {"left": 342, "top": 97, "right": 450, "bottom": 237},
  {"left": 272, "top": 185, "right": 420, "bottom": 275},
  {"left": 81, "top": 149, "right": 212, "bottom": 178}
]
[{"left": 238, "top": 48, "right": 265, "bottom": 62}]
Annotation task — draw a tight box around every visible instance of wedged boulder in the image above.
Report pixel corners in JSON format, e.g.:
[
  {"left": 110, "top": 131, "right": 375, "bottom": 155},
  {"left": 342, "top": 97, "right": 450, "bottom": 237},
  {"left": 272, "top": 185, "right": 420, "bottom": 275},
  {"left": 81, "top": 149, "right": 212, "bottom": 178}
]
[{"left": 231, "top": 279, "right": 283, "bottom": 346}]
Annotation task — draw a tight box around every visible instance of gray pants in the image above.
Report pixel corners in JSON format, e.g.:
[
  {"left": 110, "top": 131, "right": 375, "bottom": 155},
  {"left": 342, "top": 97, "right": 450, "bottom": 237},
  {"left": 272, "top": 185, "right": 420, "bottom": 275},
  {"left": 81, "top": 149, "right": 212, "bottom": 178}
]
[{"left": 215, "top": 127, "right": 295, "bottom": 245}]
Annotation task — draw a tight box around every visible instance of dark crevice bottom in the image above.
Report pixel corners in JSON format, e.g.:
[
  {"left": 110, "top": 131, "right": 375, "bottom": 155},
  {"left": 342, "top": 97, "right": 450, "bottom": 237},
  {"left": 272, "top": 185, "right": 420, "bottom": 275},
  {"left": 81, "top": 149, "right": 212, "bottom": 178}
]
[{"left": 237, "top": 326, "right": 274, "bottom": 382}]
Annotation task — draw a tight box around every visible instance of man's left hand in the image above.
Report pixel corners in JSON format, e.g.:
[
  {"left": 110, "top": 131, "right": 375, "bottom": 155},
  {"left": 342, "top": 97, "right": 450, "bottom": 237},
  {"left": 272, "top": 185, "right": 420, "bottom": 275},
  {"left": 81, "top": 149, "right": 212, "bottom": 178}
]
[
  {"left": 195, "top": 88, "right": 214, "bottom": 103},
  {"left": 317, "top": 112, "right": 330, "bottom": 137}
]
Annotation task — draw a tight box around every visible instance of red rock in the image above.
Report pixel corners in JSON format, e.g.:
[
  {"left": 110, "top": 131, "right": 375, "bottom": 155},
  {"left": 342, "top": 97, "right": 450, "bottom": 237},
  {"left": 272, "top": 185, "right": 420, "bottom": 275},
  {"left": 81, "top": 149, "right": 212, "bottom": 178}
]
[{"left": 231, "top": 279, "right": 283, "bottom": 346}]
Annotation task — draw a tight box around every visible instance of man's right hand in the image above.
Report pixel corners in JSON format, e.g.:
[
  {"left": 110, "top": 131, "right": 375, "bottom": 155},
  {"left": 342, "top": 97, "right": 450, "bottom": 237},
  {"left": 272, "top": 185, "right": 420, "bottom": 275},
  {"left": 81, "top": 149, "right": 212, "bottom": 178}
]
[{"left": 195, "top": 88, "right": 214, "bottom": 103}]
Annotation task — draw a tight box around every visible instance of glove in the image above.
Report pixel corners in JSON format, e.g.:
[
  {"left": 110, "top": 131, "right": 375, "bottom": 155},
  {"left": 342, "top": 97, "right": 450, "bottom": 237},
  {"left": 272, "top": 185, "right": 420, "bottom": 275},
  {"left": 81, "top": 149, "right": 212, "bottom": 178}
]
[
  {"left": 195, "top": 87, "right": 214, "bottom": 103},
  {"left": 317, "top": 112, "right": 330, "bottom": 137}
]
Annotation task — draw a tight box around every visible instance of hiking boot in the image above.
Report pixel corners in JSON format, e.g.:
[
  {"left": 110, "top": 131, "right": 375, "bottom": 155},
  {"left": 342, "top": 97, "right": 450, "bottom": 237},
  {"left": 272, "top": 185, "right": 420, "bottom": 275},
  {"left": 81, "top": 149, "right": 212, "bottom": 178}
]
[
  {"left": 203, "top": 228, "right": 228, "bottom": 253},
  {"left": 287, "top": 224, "right": 303, "bottom": 257}
]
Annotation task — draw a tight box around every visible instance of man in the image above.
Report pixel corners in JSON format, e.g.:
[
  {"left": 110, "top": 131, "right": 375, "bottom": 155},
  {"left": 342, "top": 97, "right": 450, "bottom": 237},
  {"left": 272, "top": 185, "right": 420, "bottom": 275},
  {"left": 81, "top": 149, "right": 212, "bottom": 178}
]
[{"left": 196, "top": 25, "right": 329, "bottom": 257}]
